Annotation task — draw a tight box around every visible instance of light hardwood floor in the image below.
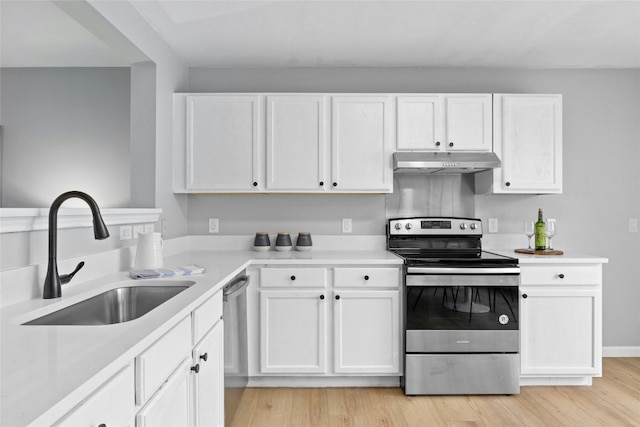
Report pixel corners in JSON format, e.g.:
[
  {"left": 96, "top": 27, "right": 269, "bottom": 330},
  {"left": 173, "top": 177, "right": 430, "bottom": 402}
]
[{"left": 229, "top": 358, "right": 640, "bottom": 427}]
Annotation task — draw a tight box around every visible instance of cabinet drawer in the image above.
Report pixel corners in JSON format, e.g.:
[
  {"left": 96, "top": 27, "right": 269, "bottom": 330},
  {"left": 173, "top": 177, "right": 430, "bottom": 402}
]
[
  {"left": 192, "top": 290, "right": 223, "bottom": 345},
  {"left": 260, "top": 267, "right": 326, "bottom": 288},
  {"left": 521, "top": 264, "right": 602, "bottom": 286},
  {"left": 54, "top": 364, "right": 135, "bottom": 426},
  {"left": 334, "top": 267, "right": 400, "bottom": 288},
  {"left": 136, "top": 316, "right": 191, "bottom": 405}
]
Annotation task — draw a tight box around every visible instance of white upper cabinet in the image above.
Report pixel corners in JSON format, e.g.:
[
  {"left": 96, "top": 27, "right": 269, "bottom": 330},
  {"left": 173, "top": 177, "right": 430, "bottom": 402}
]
[
  {"left": 185, "top": 95, "right": 261, "bottom": 191},
  {"left": 396, "top": 94, "right": 492, "bottom": 152},
  {"left": 266, "top": 95, "right": 327, "bottom": 191},
  {"left": 480, "top": 94, "right": 562, "bottom": 194},
  {"left": 332, "top": 95, "right": 393, "bottom": 192}
]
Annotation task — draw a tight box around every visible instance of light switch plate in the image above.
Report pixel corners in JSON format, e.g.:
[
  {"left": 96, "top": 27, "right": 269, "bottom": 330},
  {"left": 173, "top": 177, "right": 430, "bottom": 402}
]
[
  {"left": 342, "top": 218, "right": 352, "bottom": 233},
  {"left": 488, "top": 218, "right": 498, "bottom": 233},
  {"left": 630, "top": 218, "right": 639, "bottom": 233},
  {"left": 133, "top": 224, "right": 144, "bottom": 238},
  {"left": 120, "top": 225, "right": 132, "bottom": 240},
  {"left": 144, "top": 223, "right": 155, "bottom": 233}
]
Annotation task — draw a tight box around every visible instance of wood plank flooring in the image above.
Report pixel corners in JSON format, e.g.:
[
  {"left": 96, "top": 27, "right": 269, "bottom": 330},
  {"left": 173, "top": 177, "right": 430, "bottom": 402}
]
[{"left": 229, "top": 358, "right": 640, "bottom": 427}]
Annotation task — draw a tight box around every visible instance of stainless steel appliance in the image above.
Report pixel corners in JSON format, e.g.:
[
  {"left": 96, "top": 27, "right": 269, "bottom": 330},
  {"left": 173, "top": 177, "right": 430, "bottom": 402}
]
[
  {"left": 222, "top": 272, "right": 250, "bottom": 425},
  {"left": 388, "top": 217, "right": 521, "bottom": 395}
]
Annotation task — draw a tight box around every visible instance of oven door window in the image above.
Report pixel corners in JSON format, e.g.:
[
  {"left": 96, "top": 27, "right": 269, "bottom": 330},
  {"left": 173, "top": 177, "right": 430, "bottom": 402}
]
[{"left": 406, "top": 285, "right": 519, "bottom": 330}]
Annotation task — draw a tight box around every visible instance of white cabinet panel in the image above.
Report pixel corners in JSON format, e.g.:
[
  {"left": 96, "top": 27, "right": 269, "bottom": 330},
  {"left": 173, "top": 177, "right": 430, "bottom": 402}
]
[
  {"left": 136, "top": 358, "right": 193, "bottom": 427},
  {"left": 192, "top": 290, "right": 223, "bottom": 345},
  {"left": 332, "top": 96, "right": 392, "bottom": 192},
  {"left": 54, "top": 364, "right": 135, "bottom": 427},
  {"left": 444, "top": 95, "right": 492, "bottom": 151},
  {"left": 192, "top": 321, "right": 224, "bottom": 427},
  {"left": 487, "top": 94, "right": 562, "bottom": 194},
  {"left": 185, "top": 95, "right": 261, "bottom": 191},
  {"left": 260, "top": 267, "right": 327, "bottom": 288},
  {"left": 266, "top": 95, "right": 327, "bottom": 190},
  {"left": 333, "top": 290, "right": 400, "bottom": 374},
  {"left": 260, "top": 290, "right": 327, "bottom": 373},
  {"left": 333, "top": 267, "right": 400, "bottom": 288},
  {"left": 396, "top": 95, "right": 443, "bottom": 151}
]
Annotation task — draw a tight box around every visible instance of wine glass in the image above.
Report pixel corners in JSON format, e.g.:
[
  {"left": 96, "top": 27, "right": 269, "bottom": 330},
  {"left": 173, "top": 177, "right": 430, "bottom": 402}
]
[
  {"left": 523, "top": 221, "right": 535, "bottom": 250},
  {"left": 546, "top": 220, "right": 556, "bottom": 250}
]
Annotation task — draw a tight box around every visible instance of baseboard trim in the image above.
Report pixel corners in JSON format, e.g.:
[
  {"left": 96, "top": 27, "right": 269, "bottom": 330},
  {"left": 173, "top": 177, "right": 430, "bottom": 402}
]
[{"left": 603, "top": 346, "right": 640, "bottom": 357}]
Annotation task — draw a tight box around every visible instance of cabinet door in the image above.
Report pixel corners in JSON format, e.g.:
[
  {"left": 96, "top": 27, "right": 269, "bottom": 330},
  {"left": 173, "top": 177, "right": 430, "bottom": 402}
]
[
  {"left": 186, "top": 95, "right": 261, "bottom": 191},
  {"left": 192, "top": 321, "right": 224, "bottom": 427},
  {"left": 444, "top": 94, "right": 492, "bottom": 151},
  {"left": 260, "top": 290, "right": 327, "bottom": 373},
  {"left": 396, "top": 95, "right": 444, "bottom": 151},
  {"left": 493, "top": 94, "right": 562, "bottom": 193},
  {"left": 54, "top": 364, "right": 135, "bottom": 427},
  {"left": 136, "top": 358, "right": 193, "bottom": 427},
  {"left": 266, "top": 95, "right": 328, "bottom": 190},
  {"left": 333, "top": 290, "right": 400, "bottom": 374},
  {"left": 331, "top": 96, "right": 392, "bottom": 192},
  {"left": 520, "top": 287, "right": 601, "bottom": 376}
]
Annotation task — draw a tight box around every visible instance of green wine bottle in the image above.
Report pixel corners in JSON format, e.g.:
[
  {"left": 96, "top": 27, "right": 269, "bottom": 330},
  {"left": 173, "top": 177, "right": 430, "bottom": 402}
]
[{"left": 535, "top": 208, "right": 547, "bottom": 250}]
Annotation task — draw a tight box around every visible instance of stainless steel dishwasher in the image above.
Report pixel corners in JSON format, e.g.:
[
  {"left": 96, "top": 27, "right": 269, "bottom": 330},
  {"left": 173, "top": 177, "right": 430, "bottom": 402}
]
[{"left": 222, "top": 272, "right": 250, "bottom": 426}]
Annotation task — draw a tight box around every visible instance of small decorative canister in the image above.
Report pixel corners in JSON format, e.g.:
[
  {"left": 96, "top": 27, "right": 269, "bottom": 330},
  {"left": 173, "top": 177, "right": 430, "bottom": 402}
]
[
  {"left": 296, "top": 232, "right": 313, "bottom": 251},
  {"left": 253, "top": 232, "right": 271, "bottom": 252},
  {"left": 275, "top": 232, "right": 292, "bottom": 251}
]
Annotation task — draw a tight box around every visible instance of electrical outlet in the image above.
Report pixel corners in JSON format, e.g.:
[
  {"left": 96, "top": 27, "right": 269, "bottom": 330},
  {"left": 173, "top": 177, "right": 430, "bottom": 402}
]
[
  {"left": 488, "top": 218, "right": 498, "bottom": 233},
  {"left": 630, "top": 218, "right": 639, "bottom": 233},
  {"left": 342, "top": 218, "right": 352, "bottom": 233},
  {"left": 133, "top": 224, "right": 144, "bottom": 238},
  {"left": 209, "top": 218, "right": 219, "bottom": 233},
  {"left": 120, "top": 225, "right": 132, "bottom": 240},
  {"left": 144, "top": 223, "right": 155, "bottom": 233}
]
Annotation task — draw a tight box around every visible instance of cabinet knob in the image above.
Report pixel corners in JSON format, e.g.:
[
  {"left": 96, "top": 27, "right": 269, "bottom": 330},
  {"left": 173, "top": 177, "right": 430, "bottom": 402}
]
[
  {"left": 522, "top": 294, "right": 528, "bottom": 299},
  {"left": 558, "top": 274, "right": 565, "bottom": 279},
  {"left": 191, "top": 364, "right": 200, "bottom": 374},
  {"left": 252, "top": 182, "right": 258, "bottom": 187},
  {"left": 435, "top": 141, "right": 441, "bottom": 147},
  {"left": 449, "top": 142, "right": 454, "bottom": 147},
  {"left": 333, "top": 182, "right": 338, "bottom": 187},
  {"left": 335, "top": 295, "right": 340, "bottom": 300},
  {"left": 364, "top": 275, "right": 370, "bottom": 281},
  {"left": 505, "top": 181, "right": 511, "bottom": 187},
  {"left": 290, "top": 275, "right": 296, "bottom": 281},
  {"left": 200, "top": 353, "right": 208, "bottom": 362},
  {"left": 319, "top": 181, "right": 324, "bottom": 187},
  {"left": 320, "top": 294, "right": 325, "bottom": 300}
]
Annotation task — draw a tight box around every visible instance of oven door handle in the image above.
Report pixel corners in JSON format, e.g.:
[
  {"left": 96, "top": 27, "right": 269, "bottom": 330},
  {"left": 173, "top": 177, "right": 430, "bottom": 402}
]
[{"left": 406, "top": 267, "right": 521, "bottom": 275}]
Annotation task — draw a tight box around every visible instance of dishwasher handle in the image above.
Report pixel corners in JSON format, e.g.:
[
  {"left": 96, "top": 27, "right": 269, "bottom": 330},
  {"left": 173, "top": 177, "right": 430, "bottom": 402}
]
[{"left": 223, "top": 275, "right": 250, "bottom": 302}]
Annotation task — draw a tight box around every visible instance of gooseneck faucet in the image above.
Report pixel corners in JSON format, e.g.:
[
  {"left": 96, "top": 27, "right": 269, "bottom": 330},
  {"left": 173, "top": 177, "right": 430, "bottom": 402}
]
[{"left": 43, "top": 191, "right": 110, "bottom": 299}]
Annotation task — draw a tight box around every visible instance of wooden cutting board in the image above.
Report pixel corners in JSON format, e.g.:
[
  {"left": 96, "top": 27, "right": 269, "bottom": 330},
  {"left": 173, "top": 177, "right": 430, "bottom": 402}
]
[{"left": 515, "top": 248, "right": 564, "bottom": 255}]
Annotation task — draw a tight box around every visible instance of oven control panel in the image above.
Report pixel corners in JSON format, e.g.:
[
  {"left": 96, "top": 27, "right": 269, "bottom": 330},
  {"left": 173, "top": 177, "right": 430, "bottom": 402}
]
[{"left": 389, "top": 217, "right": 482, "bottom": 236}]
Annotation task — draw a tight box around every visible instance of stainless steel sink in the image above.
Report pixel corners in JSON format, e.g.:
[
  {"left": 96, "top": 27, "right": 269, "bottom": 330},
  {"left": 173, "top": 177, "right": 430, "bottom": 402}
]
[{"left": 23, "top": 281, "right": 195, "bottom": 325}]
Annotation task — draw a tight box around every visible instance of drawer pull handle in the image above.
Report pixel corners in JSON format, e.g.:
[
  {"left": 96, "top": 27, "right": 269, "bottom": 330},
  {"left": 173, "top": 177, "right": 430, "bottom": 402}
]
[
  {"left": 191, "top": 364, "right": 200, "bottom": 374},
  {"left": 364, "top": 275, "right": 370, "bottom": 281},
  {"left": 558, "top": 274, "right": 565, "bottom": 279},
  {"left": 200, "top": 353, "right": 208, "bottom": 362},
  {"left": 335, "top": 295, "right": 341, "bottom": 300},
  {"left": 290, "top": 275, "right": 296, "bottom": 281},
  {"left": 522, "top": 294, "right": 528, "bottom": 299},
  {"left": 320, "top": 294, "right": 325, "bottom": 300}
]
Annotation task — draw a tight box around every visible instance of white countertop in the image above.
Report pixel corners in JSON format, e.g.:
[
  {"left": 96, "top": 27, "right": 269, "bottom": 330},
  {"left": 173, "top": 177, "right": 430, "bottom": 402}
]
[
  {"left": 488, "top": 249, "right": 609, "bottom": 264},
  {"left": 1, "top": 249, "right": 401, "bottom": 426}
]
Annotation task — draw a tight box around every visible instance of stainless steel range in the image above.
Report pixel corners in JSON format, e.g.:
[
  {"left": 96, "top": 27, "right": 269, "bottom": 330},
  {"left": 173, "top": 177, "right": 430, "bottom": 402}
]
[{"left": 388, "top": 217, "right": 521, "bottom": 395}]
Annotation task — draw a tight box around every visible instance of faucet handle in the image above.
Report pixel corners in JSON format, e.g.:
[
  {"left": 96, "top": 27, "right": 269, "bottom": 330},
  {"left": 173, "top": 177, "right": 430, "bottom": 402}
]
[{"left": 60, "top": 261, "right": 85, "bottom": 285}]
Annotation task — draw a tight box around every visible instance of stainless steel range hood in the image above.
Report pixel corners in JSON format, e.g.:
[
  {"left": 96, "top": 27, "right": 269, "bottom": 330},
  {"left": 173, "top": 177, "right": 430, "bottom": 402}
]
[{"left": 393, "top": 152, "right": 501, "bottom": 174}]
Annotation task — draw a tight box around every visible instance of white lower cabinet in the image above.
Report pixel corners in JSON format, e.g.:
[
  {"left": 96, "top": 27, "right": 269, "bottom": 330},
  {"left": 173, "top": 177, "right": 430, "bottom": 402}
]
[
  {"left": 53, "top": 364, "right": 136, "bottom": 427},
  {"left": 333, "top": 290, "right": 400, "bottom": 374},
  {"left": 258, "top": 266, "right": 401, "bottom": 377},
  {"left": 260, "top": 290, "right": 327, "bottom": 373},
  {"left": 192, "top": 321, "right": 225, "bottom": 427},
  {"left": 136, "top": 358, "right": 193, "bottom": 427},
  {"left": 519, "top": 263, "right": 603, "bottom": 385}
]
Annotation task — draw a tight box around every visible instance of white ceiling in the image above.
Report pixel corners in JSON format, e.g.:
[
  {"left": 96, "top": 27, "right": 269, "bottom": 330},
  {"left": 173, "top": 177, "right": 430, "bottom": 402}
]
[{"left": 2, "top": 0, "right": 640, "bottom": 69}]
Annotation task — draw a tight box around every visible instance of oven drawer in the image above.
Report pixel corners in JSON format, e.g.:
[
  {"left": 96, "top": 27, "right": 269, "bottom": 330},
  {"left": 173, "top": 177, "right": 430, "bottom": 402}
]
[
  {"left": 520, "top": 264, "right": 601, "bottom": 286},
  {"left": 334, "top": 268, "right": 400, "bottom": 288},
  {"left": 405, "top": 353, "right": 520, "bottom": 395},
  {"left": 260, "top": 267, "right": 327, "bottom": 288}
]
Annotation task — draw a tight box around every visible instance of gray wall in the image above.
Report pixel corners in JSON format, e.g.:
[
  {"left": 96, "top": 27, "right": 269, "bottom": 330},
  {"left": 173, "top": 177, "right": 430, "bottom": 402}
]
[
  {"left": 188, "top": 67, "right": 640, "bottom": 347},
  {"left": 0, "top": 67, "right": 131, "bottom": 208}
]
